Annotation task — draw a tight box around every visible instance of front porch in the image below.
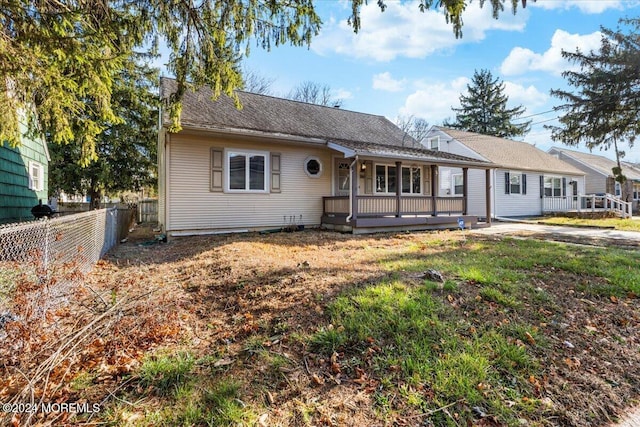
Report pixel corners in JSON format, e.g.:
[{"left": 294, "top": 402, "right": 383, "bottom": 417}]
[{"left": 321, "top": 193, "right": 489, "bottom": 234}]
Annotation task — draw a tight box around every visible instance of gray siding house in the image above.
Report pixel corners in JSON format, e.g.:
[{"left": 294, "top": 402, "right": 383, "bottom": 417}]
[
  {"left": 423, "top": 127, "right": 585, "bottom": 219},
  {"left": 158, "top": 79, "right": 494, "bottom": 236},
  {"left": 548, "top": 147, "right": 640, "bottom": 208}
]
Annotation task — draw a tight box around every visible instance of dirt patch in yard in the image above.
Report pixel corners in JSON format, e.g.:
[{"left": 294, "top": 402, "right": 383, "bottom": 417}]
[{"left": 1, "top": 226, "right": 639, "bottom": 426}]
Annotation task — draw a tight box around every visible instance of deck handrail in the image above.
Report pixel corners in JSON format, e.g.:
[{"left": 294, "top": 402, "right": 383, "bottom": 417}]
[
  {"left": 323, "top": 195, "right": 464, "bottom": 217},
  {"left": 577, "top": 193, "right": 633, "bottom": 218}
]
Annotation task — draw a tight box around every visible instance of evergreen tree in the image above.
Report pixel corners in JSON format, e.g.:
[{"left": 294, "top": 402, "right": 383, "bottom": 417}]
[
  {"left": 48, "top": 54, "right": 158, "bottom": 208},
  {"left": 446, "top": 69, "right": 531, "bottom": 138},
  {"left": 547, "top": 18, "right": 640, "bottom": 202},
  {"left": 0, "top": 1, "right": 531, "bottom": 165}
]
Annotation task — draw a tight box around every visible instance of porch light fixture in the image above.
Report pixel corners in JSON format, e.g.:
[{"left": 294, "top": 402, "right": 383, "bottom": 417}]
[{"left": 360, "top": 163, "right": 367, "bottom": 171}]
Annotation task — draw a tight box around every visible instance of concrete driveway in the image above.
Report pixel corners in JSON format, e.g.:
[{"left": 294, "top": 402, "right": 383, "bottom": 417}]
[{"left": 469, "top": 220, "right": 640, "bottom": 248}]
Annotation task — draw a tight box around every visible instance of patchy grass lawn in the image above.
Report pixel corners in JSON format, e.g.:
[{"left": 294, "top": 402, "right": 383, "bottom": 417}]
[
  {"left": 1, "top": 227, "right": 639, "bottom": 426},
  {"left": 537, "top": 216, "right": 640, "bottom": 232}
]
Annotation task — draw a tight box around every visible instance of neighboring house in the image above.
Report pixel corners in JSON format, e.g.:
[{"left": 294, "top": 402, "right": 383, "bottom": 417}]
[
  {"left": 158, "top": 78, "right": 494, "bottom": 236},
  {"left": 548, "top": 147, "right": 640, "bottom": 209},
  {"left": 0, "top": 128, "right": 50, "bottom": 224},
  {"left": 423, "top": 127, "right": 585, "bottom": 218}
]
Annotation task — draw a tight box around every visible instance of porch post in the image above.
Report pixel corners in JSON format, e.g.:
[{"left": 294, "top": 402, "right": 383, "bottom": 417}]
[
  {"left": 431, "top": 165, "right": 438, "bottom": 216},
  {"left": 485, "top": 168, "right": 492, "bottom": 225},
  {"left": 351, "top": 159, "right": 358, "bottom": 222},
  {"left": 396, "top": 161, "right": 402, "bottom": 217},
  {"left": 462, "top": 167, "right": 468, "bottom": 215}
]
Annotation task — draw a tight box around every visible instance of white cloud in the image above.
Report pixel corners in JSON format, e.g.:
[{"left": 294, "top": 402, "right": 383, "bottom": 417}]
[
  {"left": 530, "top": 0, "right": 626, "bottom": 14},
  {"left": 399, "top": 77, "right": 470, "bottom": 124},
  {"left": 334, "top": 88, "right": 353, "bottom": 100},
  {"left": 500, "top": 29, "right": 603, "bottom": 76},
  {"left": 312, "top": 0, "right": 528, "bottom": 61},
  {"left": 399, "top": 78, "right": 547, "bottom": 125},
  {"left": 372, "top": 72, "right": 407, "bottom": 92},
  {"left": 503, "top": 82, "right": 548, "bottom": 109}
]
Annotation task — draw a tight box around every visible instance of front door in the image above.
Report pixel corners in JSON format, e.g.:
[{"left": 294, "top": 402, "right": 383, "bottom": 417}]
[{"left": 334, "top": 158, "right": 351, "bottom": 196}]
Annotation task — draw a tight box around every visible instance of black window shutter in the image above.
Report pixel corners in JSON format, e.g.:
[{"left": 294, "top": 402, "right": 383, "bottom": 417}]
[
  {"left": 505, "top": 172, "right": 510, "bottom": 194},
  {"left": 522, "top": 174, "right": 527, "bottom": 195},
  {"left": 540, "top": 175, "right": 544, "bottom": 199},
  {"left": 562, "top": 177, "right": 567, "bottom": 197}
]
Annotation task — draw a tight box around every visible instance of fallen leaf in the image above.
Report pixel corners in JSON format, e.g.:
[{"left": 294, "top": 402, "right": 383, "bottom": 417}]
[
  {"left": 311, "top": 373, "right": 325, "bottom": 385},
  {"left": 213, "top": 358, "right": 235, "bottom": 367},
  {"left": 524, "top": 332, "right": 536, "bottom": 345}
]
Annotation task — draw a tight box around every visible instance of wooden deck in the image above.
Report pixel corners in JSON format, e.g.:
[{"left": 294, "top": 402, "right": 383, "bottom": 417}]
[{"left": 322, "top": 195, "right": 488, "bottom": 234}]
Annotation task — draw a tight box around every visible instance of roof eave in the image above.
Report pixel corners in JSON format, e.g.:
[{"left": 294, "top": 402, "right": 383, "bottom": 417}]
[{"left": 166, "top": 122, "right": 327, "bottom": 145}]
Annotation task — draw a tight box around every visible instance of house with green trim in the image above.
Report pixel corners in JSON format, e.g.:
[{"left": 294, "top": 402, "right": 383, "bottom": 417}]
[{"left": 0, "top": 128, "right": 50, "bottom": 224}]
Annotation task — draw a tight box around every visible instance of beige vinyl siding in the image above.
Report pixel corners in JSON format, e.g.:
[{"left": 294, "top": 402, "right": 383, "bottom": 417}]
[{"left": 168, "top": 134, "right": 332, "bottom": 233}]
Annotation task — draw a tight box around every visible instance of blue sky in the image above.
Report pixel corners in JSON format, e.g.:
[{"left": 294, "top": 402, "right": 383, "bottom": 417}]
[{"left": 233, "top": 0, "right": 640, "bottom": 162}]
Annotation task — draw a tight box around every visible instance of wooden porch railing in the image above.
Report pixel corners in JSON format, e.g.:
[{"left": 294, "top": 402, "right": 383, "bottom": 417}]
[
  {"left": 323, "top": 196, "right": 464, "bottom": 217},
  {"left": 543, "top": 196, "right": 578, "bottom": 213}
]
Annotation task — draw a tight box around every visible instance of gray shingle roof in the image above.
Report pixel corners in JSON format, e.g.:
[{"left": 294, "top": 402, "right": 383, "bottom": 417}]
[
  {"left": 549, "top": 147, "right": 640, "bottom": 180},
  {"left": 333, "top": 139, "right": 491, "bottom": 167},
  {"left": 436, "top": 127, "right": 584, "bottom": 175},
  {"left": 161, "top": 78, "right": 425, "bottom": 148},
  {"left": 160, "top": 78, "right": 491, "bottom": 167}
]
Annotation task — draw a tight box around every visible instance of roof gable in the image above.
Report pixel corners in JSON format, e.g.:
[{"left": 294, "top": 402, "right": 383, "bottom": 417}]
[{"left": 435, "top": 127, "right": 583, "bottom": 175}]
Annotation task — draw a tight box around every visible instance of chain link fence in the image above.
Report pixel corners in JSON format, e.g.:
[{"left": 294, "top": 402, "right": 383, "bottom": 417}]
[{"left": 0, "top": 208, "right": 134, "bottom": 315}]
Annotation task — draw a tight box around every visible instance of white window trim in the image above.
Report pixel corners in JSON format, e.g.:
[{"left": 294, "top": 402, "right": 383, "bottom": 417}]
[
  {"left": 376, "top": 164, "right": 425, "bottom": 195},
  {"left": 452, "top": 173, "right": 463, "bottom": 196},
  {"left": 509, "top": 171, "right": 522, "bottom": 195},
  {"left": 375, "top": 163, "right": 399, "bottom": 194},
  {"left": 28, "top": 161, "right": 44, "bottom": 192},
  {"left": 304, "top": 156, "right": 323, "bottom": 178},
  {"left": 224, "top": 148, "right": 270, "bottom": 193},
  {"left": 428, "top": 136, "right": 440, "bottom": 151},
  {"left": 544, "top": 176, "right": 562, "bottom": 197}
]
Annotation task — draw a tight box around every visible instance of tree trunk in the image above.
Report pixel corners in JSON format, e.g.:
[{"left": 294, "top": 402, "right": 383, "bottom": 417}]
[{"left": 89, "top": 186, "right": 102, "bottom": 210}]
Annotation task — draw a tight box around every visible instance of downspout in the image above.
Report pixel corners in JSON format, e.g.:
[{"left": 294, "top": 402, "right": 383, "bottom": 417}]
[{"left": 346, "top": 156, "right": 358, "bottom": 223}]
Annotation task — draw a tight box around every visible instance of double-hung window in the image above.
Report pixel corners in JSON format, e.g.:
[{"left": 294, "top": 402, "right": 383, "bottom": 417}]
[
  {"left": 401, "top": 167, "right": 422, "bottom": 194},
  {"left": 510, "top": 173, "right": 521, "bottom": 194},
  {"left": 227, "top": 150, "right": 268, "bottom": 192},
  {"left": 375, "top": 165, "right": 397, "bottom": 193},
  {"left": 505, "top": 171, "right": 526, "bottom": 195},
  {"left": 452, "top": 174, "right": 464, "bottom": 195},
  {"left": 377, "top": 165, "right": 423, "bottom": 194},
  {"left": 28, "top": 161, "right": 44, "bottom": 191},
  {"left": 544, "top": 177, "right": 562, "bottom": 197}
]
